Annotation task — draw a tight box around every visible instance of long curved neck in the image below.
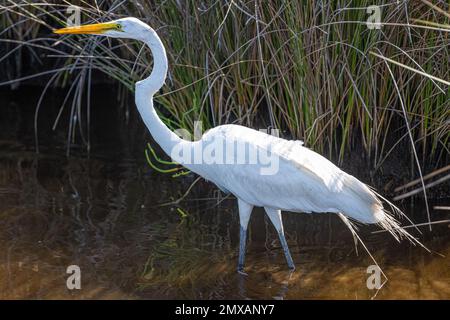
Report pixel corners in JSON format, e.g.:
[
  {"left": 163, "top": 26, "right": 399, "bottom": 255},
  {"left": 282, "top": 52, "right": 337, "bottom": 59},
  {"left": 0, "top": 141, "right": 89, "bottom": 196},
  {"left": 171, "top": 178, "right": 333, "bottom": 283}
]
[{"left": 134, "top": 29, "right": 186, "bottom": 157}]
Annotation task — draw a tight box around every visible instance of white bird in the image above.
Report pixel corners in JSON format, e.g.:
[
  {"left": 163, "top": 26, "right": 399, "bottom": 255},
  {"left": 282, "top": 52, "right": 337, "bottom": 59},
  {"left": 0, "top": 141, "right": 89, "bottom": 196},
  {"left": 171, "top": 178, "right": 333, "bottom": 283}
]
[{"left": 54, "top": 18, "right": 422, "bottom": 273}]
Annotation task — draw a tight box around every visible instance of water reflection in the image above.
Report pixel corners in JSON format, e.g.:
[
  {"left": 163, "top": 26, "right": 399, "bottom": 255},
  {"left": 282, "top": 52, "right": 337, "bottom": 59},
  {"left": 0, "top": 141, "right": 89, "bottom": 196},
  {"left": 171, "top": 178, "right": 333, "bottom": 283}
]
[{"left": 0, "top": 88, "right": 449, "bottom": 299}]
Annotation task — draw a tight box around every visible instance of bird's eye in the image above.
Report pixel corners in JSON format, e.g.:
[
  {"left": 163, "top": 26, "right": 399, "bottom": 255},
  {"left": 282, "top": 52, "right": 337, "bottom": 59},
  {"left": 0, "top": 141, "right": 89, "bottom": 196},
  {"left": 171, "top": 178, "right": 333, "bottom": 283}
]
[{"left": 116, "top": 24, "right": 123, "bottom": 30}]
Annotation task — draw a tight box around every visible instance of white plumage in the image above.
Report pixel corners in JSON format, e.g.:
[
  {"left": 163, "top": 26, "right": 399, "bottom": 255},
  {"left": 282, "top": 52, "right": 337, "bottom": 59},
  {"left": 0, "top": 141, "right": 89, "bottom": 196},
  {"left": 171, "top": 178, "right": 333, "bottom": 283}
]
[
  {"left": 194, "top": 124, "right": 382, "bottom": 223},
  {"left": 54, "top": 17, "right": 423, "bottom": 273}
]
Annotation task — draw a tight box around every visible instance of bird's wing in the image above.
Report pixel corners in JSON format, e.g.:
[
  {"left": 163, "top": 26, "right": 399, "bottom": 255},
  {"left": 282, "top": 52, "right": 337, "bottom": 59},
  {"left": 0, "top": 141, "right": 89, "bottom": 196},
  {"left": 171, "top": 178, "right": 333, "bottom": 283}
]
[
  {"left": 266, "top": 136, "right": 346, "bottom": 192},
  {"left": 261, "top": 135, "right": 383, "bottom": 217},
  {"left": 199, "top": 124, "right": 380, "bottom": 221},
  {"left": 213, "top": 124, "right": 344, "bottom": 192},
  {"left": 199, "top": 125, "right": 345, "bottom": 211}
]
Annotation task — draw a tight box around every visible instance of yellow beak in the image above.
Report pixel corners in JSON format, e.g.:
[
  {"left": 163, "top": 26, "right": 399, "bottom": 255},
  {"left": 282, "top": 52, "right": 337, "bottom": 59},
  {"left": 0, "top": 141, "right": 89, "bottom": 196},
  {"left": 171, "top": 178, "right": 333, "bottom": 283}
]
[{"left": 53, "top": 22, "right": 118, "bottom": 35}]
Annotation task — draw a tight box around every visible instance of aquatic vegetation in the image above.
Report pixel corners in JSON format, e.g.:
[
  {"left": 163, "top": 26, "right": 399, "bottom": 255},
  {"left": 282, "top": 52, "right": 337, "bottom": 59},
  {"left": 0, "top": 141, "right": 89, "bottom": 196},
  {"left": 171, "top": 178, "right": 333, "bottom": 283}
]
[
  {"left": 139, "top": 215, "right": 233, "bottom": 294},
  {"left": 0, "top": 0, "right": 448, "bottom": 169},
  {"left": 145, "top": 143, "right": 189, "bottom": 177}
]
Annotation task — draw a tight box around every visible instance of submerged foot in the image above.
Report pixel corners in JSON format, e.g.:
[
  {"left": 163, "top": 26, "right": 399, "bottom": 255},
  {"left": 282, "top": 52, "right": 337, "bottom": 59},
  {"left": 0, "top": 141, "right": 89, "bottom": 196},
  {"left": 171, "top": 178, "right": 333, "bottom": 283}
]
[{"left": 237, "top": 265, "right": 248, "bottom": 276}]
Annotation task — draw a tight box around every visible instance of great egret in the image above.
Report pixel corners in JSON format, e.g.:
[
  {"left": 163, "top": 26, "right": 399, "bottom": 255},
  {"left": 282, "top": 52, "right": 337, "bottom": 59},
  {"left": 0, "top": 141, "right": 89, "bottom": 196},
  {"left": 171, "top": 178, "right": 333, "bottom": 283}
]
[{"left": 54, "top": 18, "right": 422, "bottom": 273}]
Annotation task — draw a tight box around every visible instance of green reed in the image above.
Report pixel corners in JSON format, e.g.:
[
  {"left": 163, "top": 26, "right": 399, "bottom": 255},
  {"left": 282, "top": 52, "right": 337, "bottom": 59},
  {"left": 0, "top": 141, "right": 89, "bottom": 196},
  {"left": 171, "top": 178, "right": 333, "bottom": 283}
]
[{"left": 0, "top": 0, "right": 448, "bottom": 166}]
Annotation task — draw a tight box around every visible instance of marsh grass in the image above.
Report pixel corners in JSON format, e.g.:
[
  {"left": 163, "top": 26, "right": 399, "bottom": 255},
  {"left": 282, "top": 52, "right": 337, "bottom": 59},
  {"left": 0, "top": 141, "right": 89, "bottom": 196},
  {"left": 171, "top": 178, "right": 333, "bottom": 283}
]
[
  {"left": 0, "top": 1, "right": 448, "bottom": 166},
  {"left": 138, "top": 213, "right": 234, "bottom": 292}
]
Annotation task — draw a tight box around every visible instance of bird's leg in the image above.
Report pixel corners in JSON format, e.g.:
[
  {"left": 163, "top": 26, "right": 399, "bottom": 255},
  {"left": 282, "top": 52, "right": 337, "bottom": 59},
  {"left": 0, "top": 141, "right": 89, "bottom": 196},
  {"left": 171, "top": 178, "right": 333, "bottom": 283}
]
[
  {"left": 264, "top": 207, "right": 295, "bottom": 270},
  {"left": 237, "top": 199, "right": 253, "bottom": 274}
]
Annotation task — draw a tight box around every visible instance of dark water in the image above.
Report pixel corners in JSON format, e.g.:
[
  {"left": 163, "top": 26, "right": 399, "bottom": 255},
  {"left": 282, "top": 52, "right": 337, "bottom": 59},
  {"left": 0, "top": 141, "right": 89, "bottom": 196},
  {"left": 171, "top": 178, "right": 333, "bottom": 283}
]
[{"left": 0, "top": 88, "right": 449, "bottom": 299}]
